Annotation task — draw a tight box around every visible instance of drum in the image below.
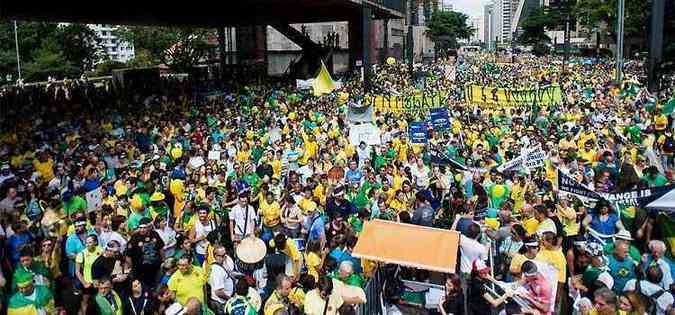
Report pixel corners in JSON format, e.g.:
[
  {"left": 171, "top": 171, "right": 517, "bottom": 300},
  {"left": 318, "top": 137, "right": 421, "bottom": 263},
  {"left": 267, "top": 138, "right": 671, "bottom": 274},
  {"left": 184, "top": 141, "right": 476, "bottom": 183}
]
[{"left": 235, "top": 237, "right": 267, "bottom": 273}]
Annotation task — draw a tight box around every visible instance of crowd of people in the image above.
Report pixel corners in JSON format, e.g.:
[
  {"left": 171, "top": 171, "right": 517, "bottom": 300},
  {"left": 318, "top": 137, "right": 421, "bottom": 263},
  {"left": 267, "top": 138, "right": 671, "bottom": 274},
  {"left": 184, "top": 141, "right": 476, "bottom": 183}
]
[{"left": 0, "top": 51, "right": 674, "bottom": 315}]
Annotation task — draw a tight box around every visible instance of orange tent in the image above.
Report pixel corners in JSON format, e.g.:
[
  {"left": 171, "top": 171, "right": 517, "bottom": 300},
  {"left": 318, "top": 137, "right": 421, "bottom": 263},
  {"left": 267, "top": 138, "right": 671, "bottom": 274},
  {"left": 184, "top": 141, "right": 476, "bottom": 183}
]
[{"left": 352, "top": 220, "right": 460, "bottom": 273}]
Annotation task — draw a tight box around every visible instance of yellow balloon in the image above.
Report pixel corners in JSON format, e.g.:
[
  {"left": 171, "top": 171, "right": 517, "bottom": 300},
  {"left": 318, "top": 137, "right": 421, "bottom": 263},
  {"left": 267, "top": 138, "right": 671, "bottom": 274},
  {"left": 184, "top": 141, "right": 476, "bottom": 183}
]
[
  {"left": 386, "top": 57, "right": 396, "bottom": 65},
  {"left": 130, "top": 194, "right": 143, "bottom": 210},
  {"left": 493, "top": 185, "right": 505, "bottom": 198}
]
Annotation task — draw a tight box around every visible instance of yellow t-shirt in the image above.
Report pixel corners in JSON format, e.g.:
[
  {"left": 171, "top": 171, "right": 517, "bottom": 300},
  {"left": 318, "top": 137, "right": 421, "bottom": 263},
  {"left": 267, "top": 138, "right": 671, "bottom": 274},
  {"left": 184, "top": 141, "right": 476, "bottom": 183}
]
[
  {"left": 260, "top": 199, "right": 281, "bottom": 227},
  {"left": 167, "top": 267, "right": 206, "bottom": 305},
  {"left": 33, "top": 158, "right": 55, "bottom": 182},
  {"left": 655, "top": 114, "right": 668, "bottom": 130},
  {"left": 237, "top": 150, "right": 251, "bottom": 163},
  {"left": 272, "top": 160, "right": 282, "bottom": 178},
  {"left": 76, "top": 247, "right": 102, "bottom": 283},
  {"left": 535, "top": 248, "right": 567, "bottom": 283},
  {"left": 304, "top": 281, "right": 345, "bottom": 315}
]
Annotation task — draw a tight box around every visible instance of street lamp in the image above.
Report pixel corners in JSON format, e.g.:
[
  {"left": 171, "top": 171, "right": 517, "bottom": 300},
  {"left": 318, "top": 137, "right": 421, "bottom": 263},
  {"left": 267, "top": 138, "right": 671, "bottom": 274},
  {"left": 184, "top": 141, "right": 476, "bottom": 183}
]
[
  {"left": 14, "top": 21, "right": 22, "bottom": 82},
  {"left": 616, "top": 0, "right": 625, "bottom": 83}
]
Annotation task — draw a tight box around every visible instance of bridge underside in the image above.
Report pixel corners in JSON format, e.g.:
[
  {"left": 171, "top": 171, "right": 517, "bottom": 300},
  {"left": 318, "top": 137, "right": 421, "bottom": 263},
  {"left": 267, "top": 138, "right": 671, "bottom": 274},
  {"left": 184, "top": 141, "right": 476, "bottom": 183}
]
[{"left": 0, "top": 0, "right": 403, "bottom": 26}]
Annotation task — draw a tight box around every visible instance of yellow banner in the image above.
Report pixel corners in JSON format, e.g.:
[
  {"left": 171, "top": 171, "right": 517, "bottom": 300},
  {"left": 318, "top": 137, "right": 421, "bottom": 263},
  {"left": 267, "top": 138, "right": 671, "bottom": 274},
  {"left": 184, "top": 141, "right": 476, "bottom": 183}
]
[
  {"left": 371, "top": 93, "right": 447, "bottom": 114},
  {"left": 464, "top": 84, "right": 563, "bottom": 107}
]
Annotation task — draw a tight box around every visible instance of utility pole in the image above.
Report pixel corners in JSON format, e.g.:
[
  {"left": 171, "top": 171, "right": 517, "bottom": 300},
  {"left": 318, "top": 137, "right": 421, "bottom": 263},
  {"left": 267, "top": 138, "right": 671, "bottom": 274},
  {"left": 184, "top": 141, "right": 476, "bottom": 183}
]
[
  {"left": 616, "top": 0, "right": 625, "bottom": 84},
  {"left": 562, "top": 4, "right": 571, "bottom": 76},
  {"left": 14, "top": 21, "right": 22, "bottom": 82}
]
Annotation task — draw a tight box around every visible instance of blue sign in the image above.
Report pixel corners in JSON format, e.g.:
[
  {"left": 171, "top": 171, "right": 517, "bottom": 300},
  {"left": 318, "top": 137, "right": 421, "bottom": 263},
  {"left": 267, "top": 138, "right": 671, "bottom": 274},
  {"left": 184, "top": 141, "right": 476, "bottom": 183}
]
[
  {"left": 429, "top": 107, "right": 450, "bottom": 130},
  {"left": 409, "top": 122, "right": 428, "bottom": 144}
]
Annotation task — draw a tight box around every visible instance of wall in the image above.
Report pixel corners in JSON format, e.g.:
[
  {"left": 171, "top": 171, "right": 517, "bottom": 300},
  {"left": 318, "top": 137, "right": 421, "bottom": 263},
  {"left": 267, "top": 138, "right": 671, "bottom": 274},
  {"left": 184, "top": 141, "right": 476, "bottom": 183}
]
[{"left": 267, "top": 50, "right": 350, "bottom": 76}]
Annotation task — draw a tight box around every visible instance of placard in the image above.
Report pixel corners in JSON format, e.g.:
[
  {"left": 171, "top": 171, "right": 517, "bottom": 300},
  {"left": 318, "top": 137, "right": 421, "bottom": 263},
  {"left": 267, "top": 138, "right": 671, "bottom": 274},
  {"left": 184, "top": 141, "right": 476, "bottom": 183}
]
[
  {"left": 429, "top": 107, "right": 450, "bottom": 130},
  {"left": 409, "top": 122, "right": 428, "bottom": 144},
  {"left": 85, "top": 187, "right": 103, "bottom": 212},
  {"left": 348, "top": 123, "right": 382, "bottom": 146}
]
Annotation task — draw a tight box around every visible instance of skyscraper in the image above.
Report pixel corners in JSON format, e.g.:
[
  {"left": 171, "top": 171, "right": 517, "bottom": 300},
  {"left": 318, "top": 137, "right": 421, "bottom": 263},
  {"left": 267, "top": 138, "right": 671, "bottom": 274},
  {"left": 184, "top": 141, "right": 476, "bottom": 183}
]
[{"left": 484, "top": 3, "right": 497, "bottom": 49}]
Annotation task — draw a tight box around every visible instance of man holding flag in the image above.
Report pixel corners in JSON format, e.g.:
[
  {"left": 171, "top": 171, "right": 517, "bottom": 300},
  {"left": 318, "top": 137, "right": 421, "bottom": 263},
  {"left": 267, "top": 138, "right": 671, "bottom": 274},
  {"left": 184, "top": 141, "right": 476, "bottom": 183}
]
[{"left": 7, "top": 272, "right": 54, "bottom": 315}]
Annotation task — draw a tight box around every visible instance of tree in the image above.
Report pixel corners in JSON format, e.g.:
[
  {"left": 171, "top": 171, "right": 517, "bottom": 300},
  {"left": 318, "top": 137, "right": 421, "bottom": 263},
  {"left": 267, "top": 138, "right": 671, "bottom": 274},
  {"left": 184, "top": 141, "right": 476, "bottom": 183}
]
[
  {"left": 575, "top": 0, "right": 649, "bottom": 50},
  {"left": 116, "top": 26, "right": 213, "bottom": 72},
  {"left": 426, "top": 11, "right": 474, "bottom": 55},
  {"left": 0, "top": 21, "right": 102, "bottom": 82},
  {"left": 518, "top": 8, "right": 559, "bottom": 55},
  {"left": 55, "top": 24, "right": 103, "bottom": 75}
]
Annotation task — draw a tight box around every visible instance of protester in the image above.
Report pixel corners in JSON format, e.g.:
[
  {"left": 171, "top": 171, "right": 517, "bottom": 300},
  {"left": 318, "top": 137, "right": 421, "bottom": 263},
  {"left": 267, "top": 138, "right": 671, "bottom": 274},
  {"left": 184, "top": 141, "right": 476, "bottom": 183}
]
[{"left": 1, "top": 51, "right": 675, "bottom": 315}]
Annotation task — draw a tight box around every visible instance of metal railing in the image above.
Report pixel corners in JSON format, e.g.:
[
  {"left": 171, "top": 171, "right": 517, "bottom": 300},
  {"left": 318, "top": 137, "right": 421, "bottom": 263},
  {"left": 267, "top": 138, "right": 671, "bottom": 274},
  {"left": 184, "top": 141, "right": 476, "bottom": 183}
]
[{"left": 358, "top": 267, "right": 385, "bottom": 315}]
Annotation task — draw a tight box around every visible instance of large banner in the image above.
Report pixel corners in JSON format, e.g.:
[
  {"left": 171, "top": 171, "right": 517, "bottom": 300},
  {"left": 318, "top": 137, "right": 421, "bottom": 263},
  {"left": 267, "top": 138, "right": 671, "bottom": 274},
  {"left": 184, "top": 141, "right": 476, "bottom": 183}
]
[
  {"left": 464, "top": 84, "right": 563, "bottom": 107},
  {"left": 372, "top": 92, "right": 447, "bottom": 114},
  {"left": 558, "top": 169, "right": 675, "bottom": 207}
]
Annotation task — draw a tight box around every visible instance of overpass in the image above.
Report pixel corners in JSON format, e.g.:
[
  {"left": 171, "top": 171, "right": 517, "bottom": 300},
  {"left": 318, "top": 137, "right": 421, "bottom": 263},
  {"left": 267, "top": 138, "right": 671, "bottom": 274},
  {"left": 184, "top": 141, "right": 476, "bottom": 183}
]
[{"left": 1, "top": 0, "right": 406, "bottom": 82}]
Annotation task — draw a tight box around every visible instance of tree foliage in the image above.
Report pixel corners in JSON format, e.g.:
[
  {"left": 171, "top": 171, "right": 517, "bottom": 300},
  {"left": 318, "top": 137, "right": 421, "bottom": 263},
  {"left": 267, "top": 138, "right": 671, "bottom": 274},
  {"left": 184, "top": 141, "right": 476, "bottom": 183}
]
[
  {"left": 426, "top": 11, "right": 474, "bottom": 54},
  {"left": 574, "top": 0, "right": 649, "bottom": 44},
  {"left": 0, "top": 21, "right": 101, "bottom": 82},
  {"left": 518, "top": 7, "right": 560, "bottom": 55},
  {"left": 116, "top": 26, "right": 213, "bottom": 72}
]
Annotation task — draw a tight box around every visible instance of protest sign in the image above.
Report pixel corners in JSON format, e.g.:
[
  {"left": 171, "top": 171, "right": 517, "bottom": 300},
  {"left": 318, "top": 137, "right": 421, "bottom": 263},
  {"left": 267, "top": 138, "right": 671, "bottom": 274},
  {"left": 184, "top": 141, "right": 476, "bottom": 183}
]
[
  {"left": 85, "top": 187, "right": 103, "bottom": 212},
  {"left": 496, "top": 145, "right": 545, "bottom": 172},
  {"left": 208, "top": 151, "right": 221, "bottom": 161},
  {"left": 558, "top": 169, "right": 675, "bottom": 208},
  {"left": 188, "top": 156, "right": 206, "bottom": 169},
  {"left": 348, "top": 123, "right": 382, "bottom": 146},
  {"left": 409, "top": 122, "right": 428, "bottom": 144},
  {"left": 464, "top": 84, "right": 563, "bottom": 107},
  {"left": 429, "top": 107, "right": 450, "bottom": 130},
  {"left": 347, "top": 102, "right": 374, "bottom": 123}
]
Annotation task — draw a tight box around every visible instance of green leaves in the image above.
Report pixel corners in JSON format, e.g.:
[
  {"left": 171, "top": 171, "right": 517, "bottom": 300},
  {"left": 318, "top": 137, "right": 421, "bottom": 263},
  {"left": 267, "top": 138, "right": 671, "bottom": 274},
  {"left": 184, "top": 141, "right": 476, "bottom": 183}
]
[
  {"left": 116, "top": 26, "right": 213, "bottom": 72},
  {"left": 425, "top": 10, "right": 474, "bottom": 53}
]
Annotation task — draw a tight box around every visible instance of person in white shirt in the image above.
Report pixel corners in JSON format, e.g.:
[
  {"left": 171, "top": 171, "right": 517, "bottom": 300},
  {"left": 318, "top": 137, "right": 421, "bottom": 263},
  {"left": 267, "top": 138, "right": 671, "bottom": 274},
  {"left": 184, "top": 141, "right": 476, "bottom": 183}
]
[
  {"left": 451, "top": 213, "right": 488, "bottom": 315},
  {"left": 410, "top": 158, "right": 430, "bottom": 189},
  {"left": 98, "top": 216, "right": 127, "bottom": 252},
  {"left": 209, "top": 246, "right": 235, "bottom": 314},
  {"left": 229, "top": 193, "right": 258, "bottom": 243},
  {"left": 191, "top": 207, "right": 216, "bottom": 265},
  {"left": 155, "top": 215, "right": 177, "bottom": 258},
  {"left": 623, "top": 265, "right": 675, "bottom": 315}
]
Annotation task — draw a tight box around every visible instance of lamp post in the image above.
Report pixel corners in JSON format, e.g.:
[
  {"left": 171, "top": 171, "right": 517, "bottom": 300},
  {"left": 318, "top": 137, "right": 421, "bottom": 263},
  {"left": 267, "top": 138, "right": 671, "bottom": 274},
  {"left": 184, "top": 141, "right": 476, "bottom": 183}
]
[
  {"left": 615, "top": 0, "right": 625, "bottom": 84},
  {"left": 14, "top": 21, "right": 22, "bottom": 82}
]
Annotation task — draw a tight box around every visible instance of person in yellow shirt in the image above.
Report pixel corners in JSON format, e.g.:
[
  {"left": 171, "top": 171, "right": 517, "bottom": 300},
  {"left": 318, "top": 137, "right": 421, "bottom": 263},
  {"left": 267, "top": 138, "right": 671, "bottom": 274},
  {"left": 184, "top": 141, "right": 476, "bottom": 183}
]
[
  {"left": 168, "top": 256, "right": 206, "bottom": 305},
  {"left": 535, "top": 231, "right": 567, "bottom": 286},
  {"left": 237, "top": 143, "right": 251, "bottom": 163},
  {"left": 260, "top": 190, "right": 282, "bottom": 230},
  {"left": 579, "top": 141, "right": 597, "bottom": 165},
  {"left": 33, "top": 151, "right": 55, "bottom": 183}
]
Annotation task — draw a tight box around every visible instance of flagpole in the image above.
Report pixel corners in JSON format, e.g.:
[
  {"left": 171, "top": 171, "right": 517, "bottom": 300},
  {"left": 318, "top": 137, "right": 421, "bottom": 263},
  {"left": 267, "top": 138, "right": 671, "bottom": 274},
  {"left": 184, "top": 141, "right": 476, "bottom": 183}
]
[{"left": 14, "top": 20, "right": 22, "bottom": 82}]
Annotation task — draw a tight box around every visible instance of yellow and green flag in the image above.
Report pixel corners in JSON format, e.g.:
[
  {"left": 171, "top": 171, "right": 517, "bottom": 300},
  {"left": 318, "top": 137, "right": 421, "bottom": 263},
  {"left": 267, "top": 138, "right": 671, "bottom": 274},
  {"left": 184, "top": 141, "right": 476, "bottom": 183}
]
[{"left": 312, "top": 61, "right": 336, "bottom": 96}]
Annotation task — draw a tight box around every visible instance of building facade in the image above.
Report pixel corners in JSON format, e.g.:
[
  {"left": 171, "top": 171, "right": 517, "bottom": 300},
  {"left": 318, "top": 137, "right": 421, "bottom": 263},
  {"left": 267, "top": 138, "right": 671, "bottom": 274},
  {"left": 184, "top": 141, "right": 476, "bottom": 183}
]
[
  {"left": 484, "top": 3, "right": 497, "bottom": 50},
  {"left": 88, "top": 24, "right": 135, "bottom": 63}
]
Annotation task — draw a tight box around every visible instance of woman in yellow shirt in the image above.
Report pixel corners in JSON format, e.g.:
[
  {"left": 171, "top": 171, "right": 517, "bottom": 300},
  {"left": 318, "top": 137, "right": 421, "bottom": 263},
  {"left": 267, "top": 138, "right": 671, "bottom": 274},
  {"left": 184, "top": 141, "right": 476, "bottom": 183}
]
[{"left": 259, "top": 190, "right": 282, "bottom": 230}]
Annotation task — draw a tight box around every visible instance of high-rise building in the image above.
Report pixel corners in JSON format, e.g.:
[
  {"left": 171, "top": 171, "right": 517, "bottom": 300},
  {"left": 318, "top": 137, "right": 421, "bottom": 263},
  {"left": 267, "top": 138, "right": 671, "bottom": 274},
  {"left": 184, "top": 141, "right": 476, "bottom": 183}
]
[
  {"left": 484, "top": 3, "right": 497, "bottom": 49},
  {"left": 495, "top": 0, "right": 519, "bottom": 46},
  {"left": 470, "top": 16, "right": 484, "bottom": 44},
  {"left": 88, "top": 24, "right": 135, "bottom": 63},
  {"left": 511, "top": 0, "right": 541, "bottom": 36},
  {"left": 441, "top": 0, "right": 454, "bottom": 11}
]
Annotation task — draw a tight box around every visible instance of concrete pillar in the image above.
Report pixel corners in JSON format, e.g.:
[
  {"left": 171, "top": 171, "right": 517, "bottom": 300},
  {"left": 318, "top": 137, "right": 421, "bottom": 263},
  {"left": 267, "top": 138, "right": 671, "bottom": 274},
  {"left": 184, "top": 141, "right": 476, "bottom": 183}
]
[
  {"left": 217, "top": 27, "right": 226, "bottom": 82},
  {"left": 382, "top": 18, "right": 390, "bottom": 63},
  {"left": 648, "top": 0, "right": 665, "bottom": 92}
]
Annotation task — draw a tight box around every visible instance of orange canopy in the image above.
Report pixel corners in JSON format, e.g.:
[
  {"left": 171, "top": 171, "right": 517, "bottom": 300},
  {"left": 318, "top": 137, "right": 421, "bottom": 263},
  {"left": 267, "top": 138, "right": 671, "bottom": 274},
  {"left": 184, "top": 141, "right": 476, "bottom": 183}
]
[{"left": 352, "top": 220, "right": 460, "bottom": 273}]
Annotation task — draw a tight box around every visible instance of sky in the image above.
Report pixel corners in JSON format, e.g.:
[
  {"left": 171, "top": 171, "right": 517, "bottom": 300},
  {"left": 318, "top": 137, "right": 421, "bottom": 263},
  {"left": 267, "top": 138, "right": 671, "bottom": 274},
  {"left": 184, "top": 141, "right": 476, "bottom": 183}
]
[{"left": 447, "top": 0, "right": 489, "bottom": 19}]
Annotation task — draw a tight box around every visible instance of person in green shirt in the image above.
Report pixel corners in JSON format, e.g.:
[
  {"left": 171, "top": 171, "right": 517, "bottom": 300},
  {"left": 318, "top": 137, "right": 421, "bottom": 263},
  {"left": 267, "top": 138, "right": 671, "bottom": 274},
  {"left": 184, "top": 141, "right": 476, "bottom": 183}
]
[
  {"left": 94, "top": 277, "right": 123, "bottom": 315},
  {"left": 330, "top": 261, "right": 366, "bottom": 288},
  {"left": 641, "top": 166, "right": 668, "bottom": 187},
  {"left": 11, "top": 248, "right": 51, "bottom": 293},
  {"left": 7, "top": 272, "right": 54, "bottom": 315}
]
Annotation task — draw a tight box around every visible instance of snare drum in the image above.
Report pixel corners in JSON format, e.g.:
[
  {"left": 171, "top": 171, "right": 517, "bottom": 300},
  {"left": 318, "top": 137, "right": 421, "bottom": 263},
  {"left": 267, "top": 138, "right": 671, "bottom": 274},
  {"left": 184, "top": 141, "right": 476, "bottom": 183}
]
[{"left": 235, "top": 237, "right": 267, "bottom": 273}]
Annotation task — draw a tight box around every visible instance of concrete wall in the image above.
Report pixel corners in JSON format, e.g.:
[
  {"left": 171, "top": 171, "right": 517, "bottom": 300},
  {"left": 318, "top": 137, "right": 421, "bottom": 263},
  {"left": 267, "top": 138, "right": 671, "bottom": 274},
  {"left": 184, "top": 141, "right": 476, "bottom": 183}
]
[{"left": 267, "top": 50, "right": 350, "bottom": 76}]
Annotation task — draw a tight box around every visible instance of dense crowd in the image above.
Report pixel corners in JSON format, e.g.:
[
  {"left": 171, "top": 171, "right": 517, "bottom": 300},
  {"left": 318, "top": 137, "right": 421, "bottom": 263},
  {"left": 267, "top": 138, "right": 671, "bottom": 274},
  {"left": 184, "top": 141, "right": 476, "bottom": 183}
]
[{"left": 0, "top": 52, "right": 674, "bottom": 315}]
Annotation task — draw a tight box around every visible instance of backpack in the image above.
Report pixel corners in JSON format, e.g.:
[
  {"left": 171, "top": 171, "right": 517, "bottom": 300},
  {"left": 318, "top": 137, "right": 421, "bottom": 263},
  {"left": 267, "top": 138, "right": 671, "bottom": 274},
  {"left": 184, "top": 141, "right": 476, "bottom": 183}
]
[{"left": 635, "top": 280, "right": 666, "bottom": 315}]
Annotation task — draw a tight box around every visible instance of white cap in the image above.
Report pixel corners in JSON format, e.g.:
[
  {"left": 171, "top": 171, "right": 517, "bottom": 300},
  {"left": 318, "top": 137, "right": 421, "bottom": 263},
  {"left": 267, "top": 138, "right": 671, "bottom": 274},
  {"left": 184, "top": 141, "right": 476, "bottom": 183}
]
[{"left": 614, "top": 229, "right": 633, "bottom": 241}]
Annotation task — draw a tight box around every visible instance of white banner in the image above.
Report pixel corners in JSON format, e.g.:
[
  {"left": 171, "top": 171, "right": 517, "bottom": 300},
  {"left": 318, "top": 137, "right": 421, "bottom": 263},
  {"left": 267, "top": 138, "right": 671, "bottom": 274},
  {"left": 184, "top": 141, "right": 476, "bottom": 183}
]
[
  {"left": 497, "top": 144, "right": 546, "bottom": 172},
  {"left": 348, "top": 123, "right": 382, "bottom": 146}
]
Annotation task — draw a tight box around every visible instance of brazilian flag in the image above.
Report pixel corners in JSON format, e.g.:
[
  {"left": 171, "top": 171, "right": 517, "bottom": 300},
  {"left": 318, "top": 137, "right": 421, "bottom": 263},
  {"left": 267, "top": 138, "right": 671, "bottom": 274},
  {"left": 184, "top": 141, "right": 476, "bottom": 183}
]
[{"left": 7, "top": 285, "right": 54, "bottom": 315}]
